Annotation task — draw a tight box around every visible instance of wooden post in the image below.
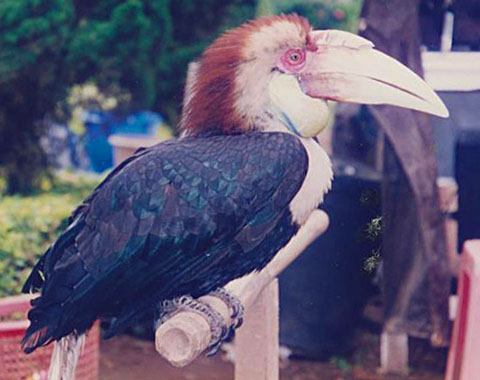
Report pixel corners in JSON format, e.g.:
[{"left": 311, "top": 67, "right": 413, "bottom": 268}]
[
  {"left": 155, "top": 210, "right": 329, "bottom": 369},
  {"left": 380, "top": 331, "right": 409, "bottom": 375},
  {"left": 437, "top": 177, "right": 459, "bottom": 276},
  {"left": 108, "top": 135, "right": 165, "bottom": 166},
  {"left": 235, "top": 280, "right": 279, "bottom": 380}
]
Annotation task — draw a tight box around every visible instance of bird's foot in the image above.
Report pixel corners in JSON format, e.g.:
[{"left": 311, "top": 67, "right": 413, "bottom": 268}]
[
  {"left": 204, "top": 288, "right": 245, "bottom": 356},
  {"left": 209, "top": 287, "right": 244, "bottom": 329},
  {"left": 156, "top": 295, "right": 229, "bottom": 357}
]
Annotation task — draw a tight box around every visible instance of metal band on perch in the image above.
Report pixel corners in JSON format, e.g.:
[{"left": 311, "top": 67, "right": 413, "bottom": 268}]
[{"left": 155, "top": 209, "right": 329, "bottom": 367}]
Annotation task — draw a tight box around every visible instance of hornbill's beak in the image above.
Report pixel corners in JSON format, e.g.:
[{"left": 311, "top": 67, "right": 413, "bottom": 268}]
[{"left": 300, "top": 30, "right": 449, "bottom": 118}]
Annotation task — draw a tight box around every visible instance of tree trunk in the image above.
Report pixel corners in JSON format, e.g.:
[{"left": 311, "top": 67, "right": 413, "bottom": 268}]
[{"left": 360, "top": 0, "right": 450, "bottom": 346}]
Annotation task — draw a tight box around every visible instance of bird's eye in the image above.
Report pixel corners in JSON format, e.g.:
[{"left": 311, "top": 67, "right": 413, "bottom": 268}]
[
  {"left": 290, "top": 52, "right": 301, "bottom": 62},
  {"left": 282, "top": 49, "right": 305, "bottom": 68}
]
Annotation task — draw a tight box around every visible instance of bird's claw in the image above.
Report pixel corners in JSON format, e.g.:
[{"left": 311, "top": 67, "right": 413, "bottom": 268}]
[
  {"left": 156, "top": 295, "right": 230, "bottom": 356},
  {"left": 156, "top": 288, "right": 244, "bottom": 357},
  {"left": 205, "top": 287, "right": 245, "bottom": 356},
  {"left": 210, "top": 287, "right": 244, "bottom": 329},
  {"left": 205, "top": 324, "right": 231, "bottom": 357}
]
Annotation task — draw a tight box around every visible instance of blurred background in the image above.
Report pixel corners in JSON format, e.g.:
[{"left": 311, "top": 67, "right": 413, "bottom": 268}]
[{"left": 1, "top": 0, "right": 479, "bottom": 379}]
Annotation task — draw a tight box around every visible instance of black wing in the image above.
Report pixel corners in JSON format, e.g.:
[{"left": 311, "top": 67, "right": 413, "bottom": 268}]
[{"left": 22, "top": 132, "right": 308, "bottom": 351}]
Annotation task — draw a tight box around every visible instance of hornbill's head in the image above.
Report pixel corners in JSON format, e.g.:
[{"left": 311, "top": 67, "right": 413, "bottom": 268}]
[{"left": 181, "top": 14, "right": 448, "bottom": 137}]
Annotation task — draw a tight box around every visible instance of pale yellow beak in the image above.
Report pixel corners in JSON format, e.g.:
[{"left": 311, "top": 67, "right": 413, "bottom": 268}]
[{"left": 300, "top": 30, "right": 449, "bottom": 118}]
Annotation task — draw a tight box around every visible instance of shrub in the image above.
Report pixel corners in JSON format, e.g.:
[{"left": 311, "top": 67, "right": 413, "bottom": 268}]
[{"left": 0, "top": 172, "right": 98, "bottom": 296}]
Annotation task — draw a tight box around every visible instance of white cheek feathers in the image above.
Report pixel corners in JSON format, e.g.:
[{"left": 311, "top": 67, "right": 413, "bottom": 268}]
[{"left": 268, "top": 73, "right": 330, "bottom": 137}]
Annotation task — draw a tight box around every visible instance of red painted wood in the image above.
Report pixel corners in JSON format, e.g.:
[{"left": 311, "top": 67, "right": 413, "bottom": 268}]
[
  {"left": 0, "top": 294, "right": 100, "bottom": 380},
  {"left": 446, "top": 240, "right": 480, "bottom": 380}
]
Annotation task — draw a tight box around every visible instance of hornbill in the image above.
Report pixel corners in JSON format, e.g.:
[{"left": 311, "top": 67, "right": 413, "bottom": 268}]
[{"left": 22, "top": 14, "right": 448, "bottom": 377}]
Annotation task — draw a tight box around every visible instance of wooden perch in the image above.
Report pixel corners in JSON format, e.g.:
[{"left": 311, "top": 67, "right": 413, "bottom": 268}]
[{"left": 155, "top": 209, "right": 329, "bottom": 367}]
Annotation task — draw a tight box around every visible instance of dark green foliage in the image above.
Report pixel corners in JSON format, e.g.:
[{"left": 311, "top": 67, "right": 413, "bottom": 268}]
[
  {"left": 0, "top": 0, "right": 75, "bottom": 194},
  {"left": 67, "top": 1, "right": 161, "bottom": 108},
  {"left": 0, "top": 0, "right": 256, "bottom": 194}
]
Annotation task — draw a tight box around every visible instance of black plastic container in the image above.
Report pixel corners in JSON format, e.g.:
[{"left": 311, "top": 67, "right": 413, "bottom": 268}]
[
  {"left": 456, "top": 129, "right": 480, "bottom": 248},
  {"left": 279, "top": 159, "right": 381, "bottom": 358}
]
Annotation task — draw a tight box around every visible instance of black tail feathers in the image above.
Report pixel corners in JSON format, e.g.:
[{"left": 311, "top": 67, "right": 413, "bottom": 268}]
[{"left": 22, "top": 301, "right": 61, "bottom": 354}]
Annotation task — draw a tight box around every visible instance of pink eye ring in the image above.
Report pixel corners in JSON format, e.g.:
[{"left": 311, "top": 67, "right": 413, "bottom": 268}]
[
  {"left": 283, "top": 49, "right": 305, "bottom": 66},
  {"left": 279, "top": 48, "right": 306, "bottom": 72}
]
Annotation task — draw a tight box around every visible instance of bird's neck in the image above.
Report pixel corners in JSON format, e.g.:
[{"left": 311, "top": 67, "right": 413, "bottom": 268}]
[
  {"left": 266, "top": 73, "right": 330, "bottom": 137},
  {"left": 236, "top": 71, "right": 330, "bottom": 138}
]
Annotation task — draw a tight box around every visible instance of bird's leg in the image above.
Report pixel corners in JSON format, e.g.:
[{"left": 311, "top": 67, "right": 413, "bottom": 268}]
[
  {"left": 209, "top": 287, "right": 244, "bottom": 329},
  {"left": 155, "top": 295, "right": 229, "bottom": 356}
]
